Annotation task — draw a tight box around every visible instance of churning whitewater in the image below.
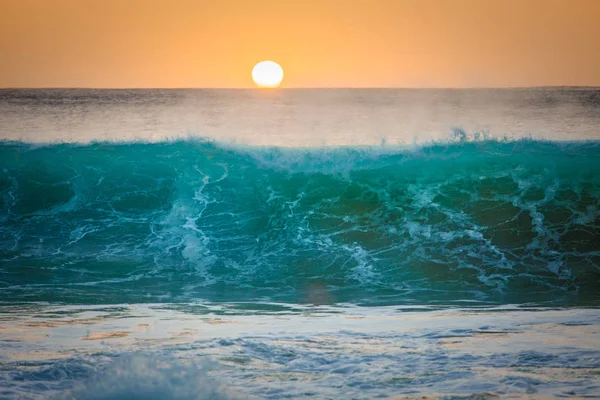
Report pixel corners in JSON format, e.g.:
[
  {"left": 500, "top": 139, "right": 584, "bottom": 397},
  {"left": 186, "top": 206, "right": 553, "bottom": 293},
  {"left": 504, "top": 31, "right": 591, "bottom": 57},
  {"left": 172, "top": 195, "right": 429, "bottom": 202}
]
[{"left": 2, "top": 138, "right": 599, "bottom": 306}]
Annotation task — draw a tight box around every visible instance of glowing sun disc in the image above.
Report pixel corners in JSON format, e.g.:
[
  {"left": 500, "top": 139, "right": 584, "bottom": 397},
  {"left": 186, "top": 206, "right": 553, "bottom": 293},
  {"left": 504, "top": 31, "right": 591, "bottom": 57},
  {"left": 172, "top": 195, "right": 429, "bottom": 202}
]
[{"left": 252, "top": 61, "right": 284, "bottom": 88}]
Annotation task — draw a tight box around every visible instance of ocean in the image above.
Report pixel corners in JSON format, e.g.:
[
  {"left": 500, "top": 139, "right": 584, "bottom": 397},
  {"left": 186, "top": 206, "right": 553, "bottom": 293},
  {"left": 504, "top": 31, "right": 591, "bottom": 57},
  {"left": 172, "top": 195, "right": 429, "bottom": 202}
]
[{"left": 1, "top": 88, "right": 599, "bottom": 399}]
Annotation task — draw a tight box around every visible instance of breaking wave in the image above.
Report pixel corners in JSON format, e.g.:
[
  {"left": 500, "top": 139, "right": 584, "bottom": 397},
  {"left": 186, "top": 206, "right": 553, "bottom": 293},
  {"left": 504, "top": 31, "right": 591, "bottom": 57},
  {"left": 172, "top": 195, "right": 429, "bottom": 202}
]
[{"left": 1, "top": 138, "right": 599, "bottom": 305}]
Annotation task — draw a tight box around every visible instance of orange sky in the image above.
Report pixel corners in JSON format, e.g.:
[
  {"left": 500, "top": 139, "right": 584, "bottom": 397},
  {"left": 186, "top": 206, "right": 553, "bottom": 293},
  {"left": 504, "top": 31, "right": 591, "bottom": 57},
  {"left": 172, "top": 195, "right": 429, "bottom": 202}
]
[{"left": 1, "top": 0, "right": 599, "bottom": 88}]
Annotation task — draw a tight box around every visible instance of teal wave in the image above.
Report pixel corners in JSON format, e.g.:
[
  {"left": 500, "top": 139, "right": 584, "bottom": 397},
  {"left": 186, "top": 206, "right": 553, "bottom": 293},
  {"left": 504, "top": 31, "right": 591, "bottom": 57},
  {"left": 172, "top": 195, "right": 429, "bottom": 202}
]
[{"left": 1, "top": 139, "right": 599, "bottom": 305}]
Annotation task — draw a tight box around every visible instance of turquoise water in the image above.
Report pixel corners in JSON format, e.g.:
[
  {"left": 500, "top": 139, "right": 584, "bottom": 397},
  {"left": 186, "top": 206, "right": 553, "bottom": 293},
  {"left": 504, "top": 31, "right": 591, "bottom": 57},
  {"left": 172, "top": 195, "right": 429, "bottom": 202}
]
[
  {"left": 1, "top": 89, "right": 600, "bottom": 399},
  {"left": 2, "top": 139, "right": 599, "bottom": 306}
]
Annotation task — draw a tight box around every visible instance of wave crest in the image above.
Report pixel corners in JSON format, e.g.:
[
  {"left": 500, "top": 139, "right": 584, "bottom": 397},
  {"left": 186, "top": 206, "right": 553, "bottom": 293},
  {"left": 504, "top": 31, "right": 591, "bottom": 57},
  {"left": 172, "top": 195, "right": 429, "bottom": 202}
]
[{"left": 1, "top": 139, "right": 599, "bottom": 305}]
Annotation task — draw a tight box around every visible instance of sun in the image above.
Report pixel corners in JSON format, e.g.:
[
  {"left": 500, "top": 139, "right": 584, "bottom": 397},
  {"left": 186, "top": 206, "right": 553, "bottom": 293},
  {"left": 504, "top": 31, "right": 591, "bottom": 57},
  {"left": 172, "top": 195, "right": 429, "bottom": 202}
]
[{"left": 252, "top": 61, "right": 284, "bottom": 88}]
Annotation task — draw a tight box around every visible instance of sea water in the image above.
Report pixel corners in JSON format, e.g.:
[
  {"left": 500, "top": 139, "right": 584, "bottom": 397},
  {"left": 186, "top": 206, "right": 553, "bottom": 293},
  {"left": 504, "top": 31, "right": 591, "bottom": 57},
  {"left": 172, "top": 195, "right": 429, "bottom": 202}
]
[{"left": 1, "top": 88, "right": 599, "bottom": 398}]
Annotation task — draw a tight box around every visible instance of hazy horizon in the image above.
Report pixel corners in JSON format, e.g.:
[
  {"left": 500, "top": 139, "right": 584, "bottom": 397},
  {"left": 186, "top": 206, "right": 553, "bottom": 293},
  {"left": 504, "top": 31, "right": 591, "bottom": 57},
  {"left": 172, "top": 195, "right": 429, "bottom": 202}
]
[{"left": 2, "top": 85, "right": 600, "bottom": 90}]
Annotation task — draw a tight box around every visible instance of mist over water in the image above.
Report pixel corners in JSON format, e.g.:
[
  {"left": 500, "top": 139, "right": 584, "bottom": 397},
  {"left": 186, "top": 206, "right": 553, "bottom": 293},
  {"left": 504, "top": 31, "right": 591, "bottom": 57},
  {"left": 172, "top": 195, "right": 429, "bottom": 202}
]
[
  {"left": 1, "top": 87, "right": 599, "bottom": 146},
  {"left": 1, "top": 88, "right": 599, "bottom": 399}
]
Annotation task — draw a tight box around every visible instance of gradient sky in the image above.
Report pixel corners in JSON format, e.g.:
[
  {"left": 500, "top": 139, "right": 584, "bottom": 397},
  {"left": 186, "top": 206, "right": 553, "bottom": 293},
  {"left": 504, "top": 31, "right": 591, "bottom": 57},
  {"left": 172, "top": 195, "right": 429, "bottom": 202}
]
[{"left": 1, "top": 0, "right": 599, "bottom": 88}]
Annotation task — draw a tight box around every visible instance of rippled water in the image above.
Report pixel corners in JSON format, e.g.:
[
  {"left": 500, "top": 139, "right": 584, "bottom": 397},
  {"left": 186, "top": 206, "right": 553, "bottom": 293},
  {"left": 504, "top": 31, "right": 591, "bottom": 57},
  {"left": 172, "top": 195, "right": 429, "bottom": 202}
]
[{"left": 1, "top": 304, "right": 600, "bottom": 399}]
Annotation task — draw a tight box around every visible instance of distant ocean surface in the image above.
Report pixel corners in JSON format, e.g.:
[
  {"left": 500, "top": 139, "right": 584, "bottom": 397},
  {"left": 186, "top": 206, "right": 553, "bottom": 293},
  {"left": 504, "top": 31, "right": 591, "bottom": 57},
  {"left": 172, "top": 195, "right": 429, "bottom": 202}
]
[{"left": 1, "top": 88, "right": 599, "bottom": 399}]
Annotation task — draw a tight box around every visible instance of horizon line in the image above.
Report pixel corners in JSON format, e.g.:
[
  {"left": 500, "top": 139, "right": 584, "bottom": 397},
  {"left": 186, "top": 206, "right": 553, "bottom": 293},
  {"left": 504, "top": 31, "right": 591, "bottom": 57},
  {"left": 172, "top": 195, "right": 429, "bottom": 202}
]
[{"left": 1, "top": 85, "right": 599, "bottom": 90}]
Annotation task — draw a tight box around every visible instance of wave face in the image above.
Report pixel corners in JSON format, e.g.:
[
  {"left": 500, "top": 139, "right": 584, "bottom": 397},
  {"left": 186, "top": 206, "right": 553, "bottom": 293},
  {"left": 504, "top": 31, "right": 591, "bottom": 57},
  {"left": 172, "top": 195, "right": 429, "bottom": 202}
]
[{"left": 1, "top": 139, "right": 599, "bottom": 306}]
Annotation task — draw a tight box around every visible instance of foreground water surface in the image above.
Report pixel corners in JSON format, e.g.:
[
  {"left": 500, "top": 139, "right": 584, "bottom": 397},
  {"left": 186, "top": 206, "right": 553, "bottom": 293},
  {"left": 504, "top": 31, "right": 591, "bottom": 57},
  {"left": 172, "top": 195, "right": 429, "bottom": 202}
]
[{"left": 1, "top": 304, "right": 599, "bottom": 399}]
